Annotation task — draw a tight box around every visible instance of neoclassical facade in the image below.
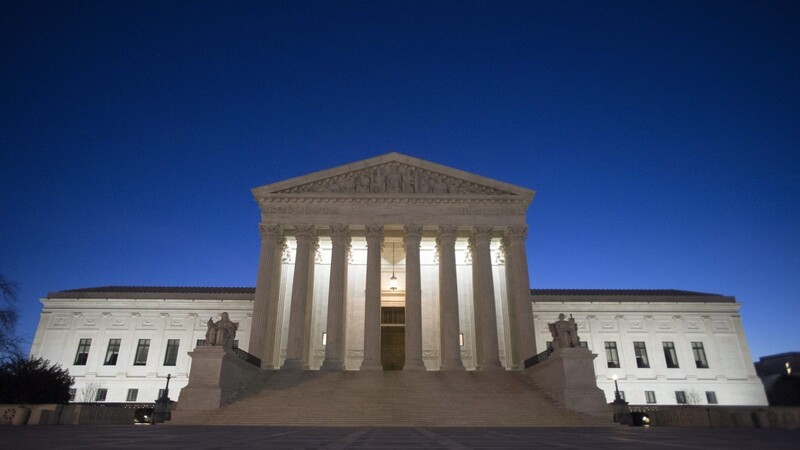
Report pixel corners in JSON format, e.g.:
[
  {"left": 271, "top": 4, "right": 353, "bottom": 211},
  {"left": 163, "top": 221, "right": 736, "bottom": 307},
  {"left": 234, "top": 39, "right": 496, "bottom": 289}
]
[
  {"left": 28, "top": 153, "right": 768, "bottom": 406},
  {"left": 248, "top": 153, "right": 537, "bottom": 372}
]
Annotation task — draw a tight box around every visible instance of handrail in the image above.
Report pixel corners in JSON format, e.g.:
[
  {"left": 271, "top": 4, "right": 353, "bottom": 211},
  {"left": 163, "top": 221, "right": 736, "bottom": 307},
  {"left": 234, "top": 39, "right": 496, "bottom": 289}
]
[{"left": 523, "top": 349, "right": 552, "bottom": 368}]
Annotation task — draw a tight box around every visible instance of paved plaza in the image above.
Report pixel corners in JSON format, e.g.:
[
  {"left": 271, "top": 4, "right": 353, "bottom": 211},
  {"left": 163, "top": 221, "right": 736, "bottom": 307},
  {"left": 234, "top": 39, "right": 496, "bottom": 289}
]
[{"left": 1, "top": 426, "right": 798, "bottom": 449}]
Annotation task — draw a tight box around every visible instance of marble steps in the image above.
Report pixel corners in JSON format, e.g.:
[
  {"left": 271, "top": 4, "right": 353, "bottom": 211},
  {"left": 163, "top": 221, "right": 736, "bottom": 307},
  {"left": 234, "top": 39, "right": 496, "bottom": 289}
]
[{"left": 170, "top": 370, "right": 612, "bottom": 427}]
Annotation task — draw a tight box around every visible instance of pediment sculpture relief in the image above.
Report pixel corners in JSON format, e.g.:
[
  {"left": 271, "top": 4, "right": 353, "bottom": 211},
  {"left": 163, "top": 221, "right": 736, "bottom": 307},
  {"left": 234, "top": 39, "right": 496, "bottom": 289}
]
[{"left": 275, "top": 162, "right": 511, "bottom": 195}]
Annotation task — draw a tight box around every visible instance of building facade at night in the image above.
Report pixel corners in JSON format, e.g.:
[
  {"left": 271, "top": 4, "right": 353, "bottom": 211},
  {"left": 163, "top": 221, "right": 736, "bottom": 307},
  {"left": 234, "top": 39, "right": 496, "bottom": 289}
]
[{"left": 29, "top": 154, "right": 768, "bottom": 407}]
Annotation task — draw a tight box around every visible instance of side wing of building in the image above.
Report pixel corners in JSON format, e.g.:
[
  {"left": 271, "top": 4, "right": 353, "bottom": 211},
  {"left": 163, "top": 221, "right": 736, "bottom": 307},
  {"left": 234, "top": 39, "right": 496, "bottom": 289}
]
[
  {"left": 532, "top": 289, "right": 768, "bottom": 406},
  {"left": 29, "top": 287, "right": 254, "bottom": 403}
]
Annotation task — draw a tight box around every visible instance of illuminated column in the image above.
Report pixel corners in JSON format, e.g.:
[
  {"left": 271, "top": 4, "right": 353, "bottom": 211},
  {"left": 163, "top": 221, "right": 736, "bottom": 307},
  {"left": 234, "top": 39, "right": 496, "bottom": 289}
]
[
  {"left": 321, "top": 224, "right": 351, "bottom": 371},
  {"left": 403, "top": 225, "right": 426, "bottom": 370},
  {"left": 251, "top": 223, "right": 284, "bottom": 368},
  {"left": 437, "top": 225, "right": 464, "bottom": 370},
  {"left": 360, "top": 224, "right": 384, "bottom": 370},
  {"left": 471, "top": 226, "right": 503, "bottom": 370},
  {"left": 501, "top": 237, "right": 520, "bottom": 370},
  {"left": 505, "top": 225, "right": 536, "bottom": 366},
  {"left": 282, "top": 224, "right": 317, "bottom": 370}
]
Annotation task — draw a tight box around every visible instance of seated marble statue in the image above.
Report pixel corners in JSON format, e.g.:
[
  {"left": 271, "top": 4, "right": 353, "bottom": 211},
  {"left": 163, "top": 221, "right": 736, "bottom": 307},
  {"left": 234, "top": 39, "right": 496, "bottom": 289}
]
[
  {"left": 204, "top": 312, "right": 239, "bottom": 348},
  {"left": 548, "top": 313, "right": 581, "bottom": 350}
]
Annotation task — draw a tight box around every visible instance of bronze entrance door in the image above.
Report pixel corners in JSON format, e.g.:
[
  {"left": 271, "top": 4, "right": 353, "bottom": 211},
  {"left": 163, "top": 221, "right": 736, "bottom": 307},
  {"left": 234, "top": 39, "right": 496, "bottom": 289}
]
[
  {"left": 380, "top": 306, "right": 405, "bottom": 370},
  {"left": 381, "top": 326, "right": 405, "bottom": 370}
]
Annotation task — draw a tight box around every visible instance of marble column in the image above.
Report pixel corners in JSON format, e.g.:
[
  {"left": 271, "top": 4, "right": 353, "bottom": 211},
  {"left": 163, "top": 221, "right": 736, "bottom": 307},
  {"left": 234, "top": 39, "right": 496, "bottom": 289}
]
[
  {"left": 251, "top": 223, "right": 285, "bottom": 368},
  {"left": 505, "top": 225, "right": 537, "bottom": 366},
  {"left": 360, "top": 224, "right": 384, "bottom": 370},
  {"left": 321, "top": 224, "right": 351, "bottom": 371},
  {"left": 470, "top": 226, "right": 503, "bottom": 370},
  {"left": 282, "top": 225, "right": 317, "bottom": 370},
  {"left": 403, "top": 225, "right": 426, "bottom": 370},
  {"left": 501, "top": 237, "right": 520, "bottom": 370},
  {"left": 437, "top": 225, "right": 465, "bottom": 370}
]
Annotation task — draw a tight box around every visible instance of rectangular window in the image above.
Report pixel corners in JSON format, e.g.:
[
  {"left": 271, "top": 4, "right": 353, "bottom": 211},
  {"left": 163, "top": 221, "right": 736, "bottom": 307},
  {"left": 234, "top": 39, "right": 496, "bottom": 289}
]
[
  {"left": 74, "top": 338, "right": 92, "bottom": 365},
  {"left": 104, "top": 339, "right": 121, "bottom": 365},
  {"left": 675, "top": 391, "right": 687, "bottom": 404},
  {"left": 692, "top": 342, "right": 709, "bottom": 368},
  {"left": 546, "top": 341, "right": 554, "bottom": 352},
  {"left": 158, "top": 388, "right": 168, "bottom": 400},
  {"left": 126, "top": 389, "right": 138, "bottom": 402},
  {"left": 645, "top": 391, "right": 656, "bottom": 404},
  {"left": 633, "top": 341, "right": 650, "bottom": 368},
  {"left": 605, "top": 341, "right": 620, "bottom": 368},
  {"left": 706, "top": 391, "right": 718, "bottom": 404},
  {"left": 663, "top": 341, "right": 679, "bottom": 368},
  {"left": 134, "top": 339, "right": 150, "bottom": 366},
  {"left": 163, "top": 339, "right": 180, "bottom": 366},
  {"left": 196, "top": 339, "right": 206, "bottom": 348},
  {"left": 95, "top": 388, "right": 107, "bottom": 402},
  {"left": 69, "top": 388, "right": 77, "bottom": 402}
]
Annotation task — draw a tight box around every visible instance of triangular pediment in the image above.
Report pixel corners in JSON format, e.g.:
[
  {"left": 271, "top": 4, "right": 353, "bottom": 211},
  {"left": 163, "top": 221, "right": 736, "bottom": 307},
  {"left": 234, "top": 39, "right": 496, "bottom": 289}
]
[{"left": 252, "top": 152, "right": 535, "bottom": 200}]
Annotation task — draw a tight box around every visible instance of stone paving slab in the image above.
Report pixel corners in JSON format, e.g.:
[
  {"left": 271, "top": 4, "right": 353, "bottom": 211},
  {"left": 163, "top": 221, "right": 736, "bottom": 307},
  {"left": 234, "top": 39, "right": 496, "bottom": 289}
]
[{"left": 1, "top": 425, "right": 798, "bottom": 449}]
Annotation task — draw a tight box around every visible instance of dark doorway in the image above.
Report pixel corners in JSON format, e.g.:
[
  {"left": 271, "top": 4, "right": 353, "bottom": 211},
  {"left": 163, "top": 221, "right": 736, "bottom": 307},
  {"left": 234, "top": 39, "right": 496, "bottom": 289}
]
[{"left": 381, "top": 326, "right": 405, "bottom": 371}]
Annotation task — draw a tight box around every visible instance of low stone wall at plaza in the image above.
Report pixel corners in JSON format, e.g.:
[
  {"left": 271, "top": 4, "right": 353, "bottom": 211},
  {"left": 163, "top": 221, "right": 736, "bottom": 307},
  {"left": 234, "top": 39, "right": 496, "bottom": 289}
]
[
  {"left": 613, "top": 404, "right": 800, "bottom": 429},
  {"left": 1, "top": 403, "right": 147, "bottom": 425}
]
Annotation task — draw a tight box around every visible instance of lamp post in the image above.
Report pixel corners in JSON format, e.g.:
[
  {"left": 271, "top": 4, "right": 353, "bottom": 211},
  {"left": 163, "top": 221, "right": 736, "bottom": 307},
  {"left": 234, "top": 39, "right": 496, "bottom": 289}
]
[
  {"left": 611, "top": 374, "right": 628, "bottom": 405},
  {"left": 160, "top": 373, "right": 172, "bottom": 401}
]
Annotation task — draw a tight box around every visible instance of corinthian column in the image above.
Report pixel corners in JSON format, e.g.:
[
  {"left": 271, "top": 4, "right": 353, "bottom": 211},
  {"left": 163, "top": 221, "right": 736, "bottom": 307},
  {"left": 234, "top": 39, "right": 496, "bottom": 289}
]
[
  {"left": 505, "top": 225, "right": 536, "bottom": 366},
  {"left": 403, "top": 225, "right": 426, "bottom": 370},
  {"left": 470, "top": 226, "right": 503, "bottom": 370},
  {"left": 360, "top": 224, "right": 384, "bottom": 370},
  {"left": 282, "top": 225, "right": 317, "bottom": 370},
  {"left": 437, "top": 226, "right": 464, "bottom": 370},
  {"left": 251, "top": 223, "right": 285, "bottom": 368},
  {"left": 321, "top": 224, "right": 351, "bottom": 371}
]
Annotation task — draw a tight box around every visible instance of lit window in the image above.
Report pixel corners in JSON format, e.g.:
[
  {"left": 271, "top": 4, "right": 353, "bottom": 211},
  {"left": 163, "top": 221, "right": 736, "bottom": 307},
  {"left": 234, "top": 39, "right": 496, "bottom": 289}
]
[
  {"left": 459, "top": 333, "right": 464, "bottom": 346},
  {"left": 74, "top": 338, "right": 92, "bottom": 365},
  {"left": 692, "top": 342, "right": 709, "bottom": 368},
  {"left": 663, "top": 342, "right": 679, "bottom": 368},
  {"left": 645, "top": 391, "right": 656, "bottom": 404},
  {"left": 134, "top": 339, "right": 150, "bottom": 366},
  {"left": 675, "top": 391, "right": 687, "bottom": 404},
  {"left": 322, "top": 332, "right": 327, "bottom": 346},
  {"left": 633, "top": 342, "right": 650, "bottom": 368},
  {"left": 706, "top": 391, "right": 718, "bottom": 404},
  {"left": 163, "top": 339, "right": 180, "bottom": 366},
  {"left": 104, "top": 339, "right": 121, "bottom": 365},
  {"left": 95, "top": 388, "right": 108, "bottom": 402},
  {"left": 126, "top": 389, "right": 138, "bottom": 402},
  {"left": 605, "top": 342, "right": 620, "bottom": 368}
]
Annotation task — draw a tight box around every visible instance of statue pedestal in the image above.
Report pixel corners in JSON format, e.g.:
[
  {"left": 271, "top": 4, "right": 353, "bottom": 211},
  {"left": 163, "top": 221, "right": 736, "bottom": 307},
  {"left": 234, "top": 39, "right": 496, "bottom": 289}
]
[
  {"left": 174, "top": 346, "right": 261, "bottom": 413},
  {"left": 524, "top": 347, "right": 610, "bottom": 418}
]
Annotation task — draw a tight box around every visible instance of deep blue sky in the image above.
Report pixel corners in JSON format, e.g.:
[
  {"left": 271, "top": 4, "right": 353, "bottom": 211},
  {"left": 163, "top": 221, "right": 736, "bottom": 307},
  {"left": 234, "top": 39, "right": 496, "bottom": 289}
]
[{"left": 2, "top": 1, "right": 798, "bottom": 361}]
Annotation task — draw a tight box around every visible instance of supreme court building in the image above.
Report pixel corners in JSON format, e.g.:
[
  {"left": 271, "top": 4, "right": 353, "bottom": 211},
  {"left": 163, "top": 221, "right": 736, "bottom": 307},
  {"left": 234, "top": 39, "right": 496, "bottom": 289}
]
[{"left": 30, "top": 153, "right": 768, "bottom": 406}]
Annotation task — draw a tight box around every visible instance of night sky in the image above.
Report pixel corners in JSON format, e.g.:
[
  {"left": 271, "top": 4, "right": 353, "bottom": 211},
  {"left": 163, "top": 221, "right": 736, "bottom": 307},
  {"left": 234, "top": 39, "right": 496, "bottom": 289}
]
[{"left": 2, "top": 1, "right": 798, "bottom": 361}]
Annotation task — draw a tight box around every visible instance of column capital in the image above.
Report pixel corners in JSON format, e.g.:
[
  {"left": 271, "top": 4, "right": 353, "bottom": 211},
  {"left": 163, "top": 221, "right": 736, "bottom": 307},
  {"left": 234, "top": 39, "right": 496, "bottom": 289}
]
[
  {"left": 294, "top": 224, "right": 317, "bottom": 241},
  {"left": 330, "top": 224, "right": 351, "bottom": 240},
  {"left": 259, "top": 223, "right": 284, "bottom": 240},
  {"left": 505, "top": 225, "right": 528, "bottom": 242},
  {"left": 471, "top": 226, "right": 494, "bottom": 241},
  {"left": 403, "top": 225, "right": 423, "bottom": 246},
  {"left": 365, "top": 224, "right": 384, "bottom": 239},
  {"left": 436, "top": 225, "right": 457, "bottom": 248}
]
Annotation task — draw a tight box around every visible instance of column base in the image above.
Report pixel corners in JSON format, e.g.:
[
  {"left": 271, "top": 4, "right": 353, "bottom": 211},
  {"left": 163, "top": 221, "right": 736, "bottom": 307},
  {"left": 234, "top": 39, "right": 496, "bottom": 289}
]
[
  {"left": 403, "top": 360, "right": 426, "bottom": 371},
  {"left": 440, "top": 360, "right": 466, "bottom": 371},
  {"left": 320, "top": 360, "right": 345, "bottom": 371},
  {"left": 477, "top": 360, "right": 505, "bottom": 371},
  {"left": 359, "top": 360, "right": 383, "bottom": 371},
  {"left": 280, "top": 358, "right": 305, "bottom": 371}
]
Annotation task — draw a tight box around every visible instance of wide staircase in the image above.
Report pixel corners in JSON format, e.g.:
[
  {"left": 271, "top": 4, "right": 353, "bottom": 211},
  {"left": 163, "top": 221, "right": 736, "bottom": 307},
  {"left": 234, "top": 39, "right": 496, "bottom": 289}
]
[{"left": 170, "top": 370, "right": 612, "bottom": 426}]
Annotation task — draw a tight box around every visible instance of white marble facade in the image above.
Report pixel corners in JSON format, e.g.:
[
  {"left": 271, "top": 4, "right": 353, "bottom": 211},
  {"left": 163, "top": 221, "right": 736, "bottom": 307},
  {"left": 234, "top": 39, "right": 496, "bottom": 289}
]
[{"left": 28, "top": 153, "right": 768, "bottom": 406}]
